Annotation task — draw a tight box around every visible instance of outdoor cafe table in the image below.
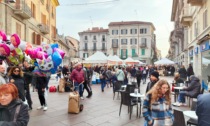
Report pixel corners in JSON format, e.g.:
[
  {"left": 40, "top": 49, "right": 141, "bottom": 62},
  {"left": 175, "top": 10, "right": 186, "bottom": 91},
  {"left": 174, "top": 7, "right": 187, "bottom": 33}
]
[
  {"left": 183, "top": 110, "right": 198, "bottom": 120},
  {"left": 130, "top": 93, "right": 145, "bottom": 118}
]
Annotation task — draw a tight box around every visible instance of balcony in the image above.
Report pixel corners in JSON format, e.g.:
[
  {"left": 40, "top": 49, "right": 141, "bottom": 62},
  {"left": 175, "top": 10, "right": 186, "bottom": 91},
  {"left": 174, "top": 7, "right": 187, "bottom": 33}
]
[
  {"left": 132, "top": 54, "right": 138, "bottom": 57},
  {"left": 112, "top": 42, "right": 118, "bottom": 48},
  {"left": 187, "top": 0, "right": 203, "bottom": 6},
  {"left": 37, "top": 23, "right": 49, "bottom": 34},
  {"left": 180, "top": 7, "right": 193, "bottom": 26},
  {"left": 13, "top": 1, "right": 32, "bottom": 19},
  {"left": 83, "top": 48, "right": 88, "bottom": 51},
  {"left": 140, "top": 43, "right": 147, "bottom": 48},
  {"left": 101, "top": 48, "right": 107, "bottom": 51},
  {"left": 92, "top": 48, "right": 97, "bottom": 51}
]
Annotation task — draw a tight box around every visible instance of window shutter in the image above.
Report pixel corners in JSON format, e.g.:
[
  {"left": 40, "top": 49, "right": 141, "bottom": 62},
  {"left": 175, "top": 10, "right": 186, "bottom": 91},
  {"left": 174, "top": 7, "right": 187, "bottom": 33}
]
[
  {"left": 32, "top": 32, "right": 36, "bottom": 44},
  {"left": 37, "top": 34, "right": 41, "bottom": 45}
]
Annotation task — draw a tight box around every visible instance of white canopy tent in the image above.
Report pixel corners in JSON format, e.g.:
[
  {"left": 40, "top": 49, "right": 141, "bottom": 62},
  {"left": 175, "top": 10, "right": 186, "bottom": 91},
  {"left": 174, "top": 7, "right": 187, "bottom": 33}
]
[
  {"left": 154, "top": 58, "right": 175, "bottom": 65},
  {"left": 83, "top": 51, "right": 107, "bottom": 63},
  {"left": 107, "top": 55, "right": 123, "bottom": 65}
]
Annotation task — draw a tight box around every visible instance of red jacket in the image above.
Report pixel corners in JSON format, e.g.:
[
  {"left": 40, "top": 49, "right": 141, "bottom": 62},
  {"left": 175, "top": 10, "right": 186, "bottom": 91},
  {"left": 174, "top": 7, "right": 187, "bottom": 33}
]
[{"left": 70, "top": 68, "right": 84, "bottom": 84}]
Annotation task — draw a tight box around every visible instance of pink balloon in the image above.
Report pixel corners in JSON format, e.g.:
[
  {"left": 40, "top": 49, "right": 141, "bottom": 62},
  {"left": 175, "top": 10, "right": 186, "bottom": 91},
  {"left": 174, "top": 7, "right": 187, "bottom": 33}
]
[{"left": 53, "top": 48, "right": 65, "bottom": 59}]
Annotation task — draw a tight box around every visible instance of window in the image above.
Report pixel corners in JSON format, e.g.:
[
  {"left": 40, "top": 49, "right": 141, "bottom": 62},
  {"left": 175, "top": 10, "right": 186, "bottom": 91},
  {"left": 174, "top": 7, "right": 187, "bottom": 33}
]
[
  {"left": 32, "top": 32, "right": 41, "bottom": 45},
  {"left": 121, "top": 39, "right": 127, "bottom": 45},
  {"left": 130, "top": 38, "right": 137, "bottom": 45},
  {"left": 41, "top": 13, "right": 46, "bottom": 24},
  {"left": 93, "top": 35, "right": 96, "bottom": 41},
  {"left": 141, "top": 49, "right": 145, "bottom": 55},
  {"left": 83, "top": 53, "right": 89, "bottom": 58},
  {"left": 194, "top": 22, "right": 198, "bottom": 37},
  {"left": 16, "top": 22, "right": 21, "bottom": 38},
  {"left": 132, "top": 49, "right": 136, "bottom": 57},
  {"left": 140, "top": 28, "right": 147, "bottom": 34},
  {"left": 102, "top": 35, "right": 105, "bottom": 41},
  {"left": 85, "top": 43, "right": 88, "bottom": 50},
  {"left": 112, "top": 30, "right": 118, "bottom": 35},
  {"left": 112, "top": 39, "right": 118, "bottom": 48},
  {"left": 121, "top": 49, "right": 127, "bottom": 59},
  {"left": 121, "top": 29, "right": 127, "bottom": 34},
  {"left": 84, "top": 36, "right": 88, "bottom": 40},
  {"left": 31, "top": 2, "right": 36, "bottom": 19},
  {"left": 113, "top": 49, "right": 117, "bottom": 55},
  {"left": 93, "top": 43, "right": 96, "bottom": 50},
  {"left": 130, "top": 28, "right": 137, "bottom": 34},
  {"left": 203, "top": 9, "right": 208, "bottom": 30},
  {"left": 102, "top": 43, "right": 105, "bottom": 50},
  {"left": 141, "top": 38, "right": 147, "bottom": 47}
]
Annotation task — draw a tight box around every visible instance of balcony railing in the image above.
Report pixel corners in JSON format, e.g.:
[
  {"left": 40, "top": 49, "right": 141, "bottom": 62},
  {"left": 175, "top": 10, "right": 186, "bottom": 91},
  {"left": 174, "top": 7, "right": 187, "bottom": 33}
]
[
  {"left": 187, "top": 0, "right": 203, "bottom": 6},
  {"left": 112, "top": 42, "right": 118, "bottom": 48},
  {"left": 92, "top": 48, "right": 97, "bottom": 51},
  {"left": 83, "top": 48, "right": 88, "bottom": 51},
  {"left": 140, "top": 43, "right": 147, "bottom": 48},
  {"left": 13, "top": 0, "right": 32, "bottom": 19},
  {"left": 180, "top": 7, "right": 193, "bottom": 26},
  {"left": 101, "top": 48, "right": 107, "bottom": 51},
  {"left": 37, "top": 23, "right": 49, "bottom": 34}
]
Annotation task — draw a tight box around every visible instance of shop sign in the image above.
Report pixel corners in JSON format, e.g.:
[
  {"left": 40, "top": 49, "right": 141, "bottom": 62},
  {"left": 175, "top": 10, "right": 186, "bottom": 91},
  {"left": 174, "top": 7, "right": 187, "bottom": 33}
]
[
  {"left": 200, "top": 40, "right": 210, "bottom": 52},
  {"left": 194, "top": 47, "right": 199, "bottom": 55},
  {"left": 189, "top": 49, "right": 193, "bottom": 56}
]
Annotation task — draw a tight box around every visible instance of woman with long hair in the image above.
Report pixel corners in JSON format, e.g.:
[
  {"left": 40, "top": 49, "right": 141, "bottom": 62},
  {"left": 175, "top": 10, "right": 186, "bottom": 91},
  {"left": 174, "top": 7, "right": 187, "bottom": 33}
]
[
  {"left": 8, "top": 66, "right": 26, "bottom": 102},
  {"left": 143, "top": 79, "right": 174, "bottom": 126}
]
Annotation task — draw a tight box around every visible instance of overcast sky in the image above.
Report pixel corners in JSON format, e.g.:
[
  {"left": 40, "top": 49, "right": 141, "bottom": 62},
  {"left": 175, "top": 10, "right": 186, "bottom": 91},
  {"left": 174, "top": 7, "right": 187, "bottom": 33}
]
[{"left": 56, "top": 0, "right": 174, "bottom": 57}]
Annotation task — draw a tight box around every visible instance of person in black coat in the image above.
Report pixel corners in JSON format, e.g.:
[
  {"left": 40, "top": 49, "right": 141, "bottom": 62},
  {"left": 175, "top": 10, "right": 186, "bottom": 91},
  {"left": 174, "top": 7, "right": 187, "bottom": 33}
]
[
  {"left": 187, "top": 64, "right": 194, "bottom": 79},
  {"left": 22, "top": 61, "right": 35, "bottom": 110},
  {"left": 0, "top": 83, "right": 29, "bottom": 126},
  {"left": 34, "top": 71, "right": 48, "bottom": 111},
  {"left": 178, "top": 75, "right": 201, "bottom": 106},
  {"left": 145, "top": 71, "right": 159, "bottom": 93},
  {"left": 8, "top": 66, "right": 26, "bottom": 102},
  {"left": 178, "top": 65, "right": 187, "bottom": 81}
]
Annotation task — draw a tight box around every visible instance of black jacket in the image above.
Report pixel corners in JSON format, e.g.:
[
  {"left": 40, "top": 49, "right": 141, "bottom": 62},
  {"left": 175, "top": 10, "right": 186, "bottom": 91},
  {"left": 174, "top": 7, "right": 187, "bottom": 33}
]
[
  {"left": 145, "top": 79, "right": 159, "bottom": 93},
  {"left": 184, "top": 76, "right": 201, "bottom": 98},
  {"left": 0, "top": 99, "right": 29, "bottom": 126},
  {"left": 9, "top": 75, "right": 26, "bottom": 101},
  {"left": 34, "top": 73, "right": 48, "bottom": 89}
]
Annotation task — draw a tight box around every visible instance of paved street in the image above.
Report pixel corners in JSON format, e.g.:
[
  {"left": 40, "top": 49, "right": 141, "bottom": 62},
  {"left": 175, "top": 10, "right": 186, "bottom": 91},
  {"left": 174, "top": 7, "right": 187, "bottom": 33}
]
[{"left": 28, "top": 75, "right": 190, "bottom": 126}]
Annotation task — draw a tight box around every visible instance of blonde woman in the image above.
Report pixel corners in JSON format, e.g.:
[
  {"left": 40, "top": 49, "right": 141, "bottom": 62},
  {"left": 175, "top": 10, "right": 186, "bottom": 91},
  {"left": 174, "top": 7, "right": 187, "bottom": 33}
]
[{"left": 143, "top": 79, "right": 174, "bottom": 126}]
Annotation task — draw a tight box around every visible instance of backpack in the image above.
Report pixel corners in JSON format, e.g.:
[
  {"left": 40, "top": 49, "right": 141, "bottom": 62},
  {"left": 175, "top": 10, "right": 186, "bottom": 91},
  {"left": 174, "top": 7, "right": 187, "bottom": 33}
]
[{"left": 143, "top": 70, "right": 146, "bottom": 74}]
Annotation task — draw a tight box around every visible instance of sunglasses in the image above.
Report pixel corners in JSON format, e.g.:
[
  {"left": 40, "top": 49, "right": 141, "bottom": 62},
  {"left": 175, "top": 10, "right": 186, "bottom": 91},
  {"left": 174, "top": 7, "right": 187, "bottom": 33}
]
[{"left": 13, "top": 70, "right": 20, "bottom": 72}]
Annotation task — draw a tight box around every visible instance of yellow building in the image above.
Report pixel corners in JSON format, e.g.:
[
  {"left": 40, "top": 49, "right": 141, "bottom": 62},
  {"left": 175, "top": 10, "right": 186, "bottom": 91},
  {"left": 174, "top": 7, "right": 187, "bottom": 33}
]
[{"left": 0, "top": 0, "right": 59, "bottom": 45}]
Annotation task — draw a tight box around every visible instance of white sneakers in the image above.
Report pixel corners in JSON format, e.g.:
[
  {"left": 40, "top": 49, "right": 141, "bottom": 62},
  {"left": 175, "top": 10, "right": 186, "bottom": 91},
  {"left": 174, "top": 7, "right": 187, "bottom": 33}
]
[
  {"left": 37, "top": 106, "right": 43, "bottom": 110},
  {"left": 37, "top": 106, "right": 48, "bottom": 111},
  {"left": 80, "top": 97, "right": 84, "bottom": 100},
  {"left": 173, "top": 102, "right": 187, "bottom": 107}
]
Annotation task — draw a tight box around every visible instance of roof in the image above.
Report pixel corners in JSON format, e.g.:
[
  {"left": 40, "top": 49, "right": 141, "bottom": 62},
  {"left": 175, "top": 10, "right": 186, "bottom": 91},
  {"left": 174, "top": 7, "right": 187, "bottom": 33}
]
[
  {"left": 78, "top": 27, "right": 109, "bottom": 34},
  {"left": 108, "top": 21, "right": 155, "bottom": 30}
]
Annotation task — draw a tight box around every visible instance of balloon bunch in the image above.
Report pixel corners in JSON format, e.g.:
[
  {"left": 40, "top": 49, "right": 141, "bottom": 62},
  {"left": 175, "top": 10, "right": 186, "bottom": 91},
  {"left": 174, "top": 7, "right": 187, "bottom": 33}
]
[
  {"left": 30, "top": 42, "right": 65, "bottom": 74},
  {"left": 0, "top": 30, "right": 65, "bottom": 74}
]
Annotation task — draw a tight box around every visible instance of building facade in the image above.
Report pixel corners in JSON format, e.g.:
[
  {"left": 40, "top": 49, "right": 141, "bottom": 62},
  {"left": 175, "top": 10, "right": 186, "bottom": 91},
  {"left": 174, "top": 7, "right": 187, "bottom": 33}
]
[
  {"left": 108, "top": 21, "right": 156, "bottom": 64},
  {"left": 78, "top": 21, "right": 157, "bottom": 64},
  {"left": 78, "top": 27, "right": 109, "bottom": 59},
  {"left": 0, "top": 0, "right": 59, "bottom": 45},
  {"left": 169, "top": 0, "right": 210, "bottom": 85}
]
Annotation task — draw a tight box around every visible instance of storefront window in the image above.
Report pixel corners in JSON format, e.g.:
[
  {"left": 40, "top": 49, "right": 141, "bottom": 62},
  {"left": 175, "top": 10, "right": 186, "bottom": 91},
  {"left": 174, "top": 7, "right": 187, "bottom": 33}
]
[{"left": 201, "top": 51, "right": 210, "bottom": 89}]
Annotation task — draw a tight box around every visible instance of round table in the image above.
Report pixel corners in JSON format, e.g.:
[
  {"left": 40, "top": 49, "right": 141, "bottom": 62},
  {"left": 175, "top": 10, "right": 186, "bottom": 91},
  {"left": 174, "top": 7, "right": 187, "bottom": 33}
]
[
  {"left": 183, "top": 111, "right": 198, "bottom": 120},
  {"left": 174, "top": 87, "right": 184, "bottom": 90},
  {"left": 130, "top": 93, "right": 145, "bottom": 118}
]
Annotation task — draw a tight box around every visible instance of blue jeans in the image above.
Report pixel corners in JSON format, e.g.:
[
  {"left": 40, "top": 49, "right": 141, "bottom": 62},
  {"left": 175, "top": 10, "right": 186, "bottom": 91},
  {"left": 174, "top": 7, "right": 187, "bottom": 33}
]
[
  {"left": 101, "top": 79, "right": 106, "bottom": 91},
  {"left": 74, "top": 82, "right": 84, "bottom": 97},
  {"left": 178, "top": 91, "right": 186, "bottom": 103}
]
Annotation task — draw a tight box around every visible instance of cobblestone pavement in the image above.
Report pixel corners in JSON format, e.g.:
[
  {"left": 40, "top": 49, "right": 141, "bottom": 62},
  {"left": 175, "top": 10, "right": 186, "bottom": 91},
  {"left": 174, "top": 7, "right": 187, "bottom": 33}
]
[{"left": 28, "top": 75, "right": 190, "bottom": 126}]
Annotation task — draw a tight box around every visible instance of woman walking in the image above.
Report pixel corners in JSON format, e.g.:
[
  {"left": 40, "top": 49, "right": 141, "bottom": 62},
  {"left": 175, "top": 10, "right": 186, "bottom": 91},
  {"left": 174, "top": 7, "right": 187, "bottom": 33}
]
[{"left": 143, "top": 79, "right": 174, "bottom": 126}]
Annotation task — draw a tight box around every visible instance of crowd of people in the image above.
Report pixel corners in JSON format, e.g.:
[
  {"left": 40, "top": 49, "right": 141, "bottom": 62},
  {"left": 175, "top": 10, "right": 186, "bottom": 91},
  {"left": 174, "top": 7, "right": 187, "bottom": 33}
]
[{"left": 0, "top": 62, "right": 210, "bottom": 126}]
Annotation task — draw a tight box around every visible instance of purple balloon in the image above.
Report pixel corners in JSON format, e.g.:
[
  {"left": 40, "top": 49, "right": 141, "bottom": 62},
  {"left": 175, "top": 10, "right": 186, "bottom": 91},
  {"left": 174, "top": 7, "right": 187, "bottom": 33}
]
[{"left": 53, "top": 48, "right": 65, "bottom": 59}]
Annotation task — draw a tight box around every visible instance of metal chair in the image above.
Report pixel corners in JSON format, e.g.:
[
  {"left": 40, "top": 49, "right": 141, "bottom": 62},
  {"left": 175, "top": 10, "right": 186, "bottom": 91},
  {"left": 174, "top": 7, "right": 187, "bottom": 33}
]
[
  {"left": 113, "top": 81, "right": 122, "bottom": 100},
  {"left": 187, "top": 100, "right": 198, "bottom": 126},
  {"left": 119, "top": 91, "right": 138, "bottom": 119},
  {"left": 173, "top": 109, "right": 186, "bottom": 126}
]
